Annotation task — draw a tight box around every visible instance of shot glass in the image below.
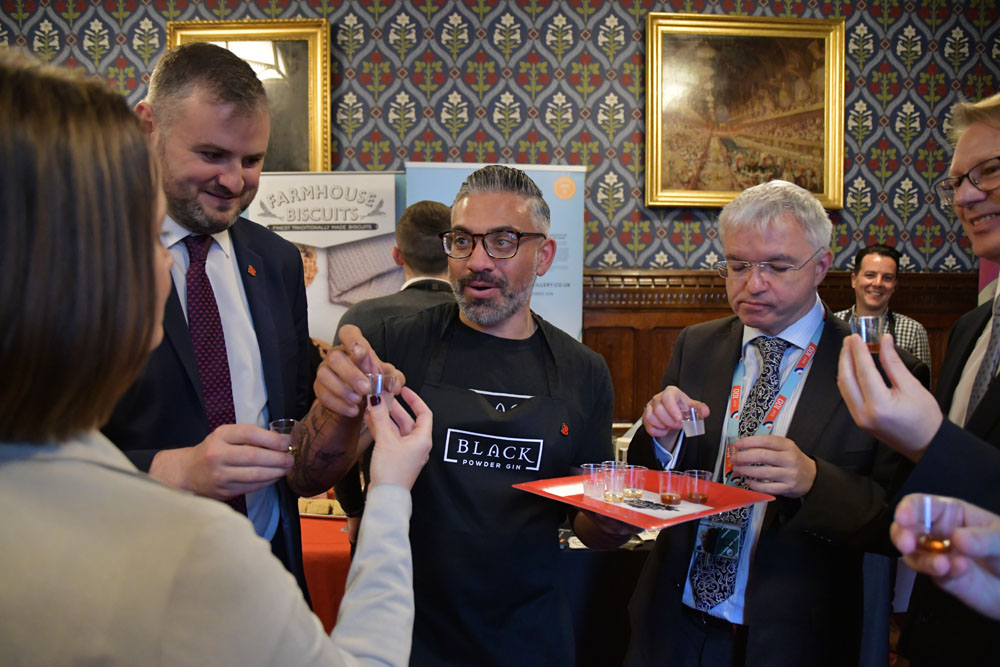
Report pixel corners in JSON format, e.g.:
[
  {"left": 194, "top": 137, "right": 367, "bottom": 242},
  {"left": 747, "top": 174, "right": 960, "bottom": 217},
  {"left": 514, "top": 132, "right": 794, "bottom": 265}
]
[
  {"left": 913, "top": 494, "right": 961, "bottom": 554},
  {"left": 681, "top": 406, "right": 705, "bottom": 437},
  {"left": 269, "top": 418, "right": 298, "bottom": 454},
  {"left": 623, "top": 464, "right": 648, "bottom": 499},
  {"left": 658, "top": 471, "right": 684, "bottom": 506},
  {"left": 579, "top": 463, "right": 605, "bottom": 500},
  {"left": 683, "top": 469, "right": 712, "bottom": 504},
  {"left": 601, "top": 461, "right": 626, "bottom": 503},
  {"left": 367, "top": 373, "right": 395, "bottom": 408},
  {"left": 851, "top": 315, "right": 886, "bottom": 353}
]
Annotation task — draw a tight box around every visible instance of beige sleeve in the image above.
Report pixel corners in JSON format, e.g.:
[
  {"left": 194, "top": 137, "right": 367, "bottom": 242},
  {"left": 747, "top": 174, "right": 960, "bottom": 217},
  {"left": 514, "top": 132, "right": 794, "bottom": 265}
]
[{"left": 159, "top": 486, "right": 414, "bottom": 666}]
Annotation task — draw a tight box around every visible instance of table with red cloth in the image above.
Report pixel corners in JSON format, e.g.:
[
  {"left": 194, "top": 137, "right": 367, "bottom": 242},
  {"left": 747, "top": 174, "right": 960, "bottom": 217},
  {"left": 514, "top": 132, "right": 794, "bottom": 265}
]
[{"left": 300, "top": 515, "right": 352, "bottom": 633}]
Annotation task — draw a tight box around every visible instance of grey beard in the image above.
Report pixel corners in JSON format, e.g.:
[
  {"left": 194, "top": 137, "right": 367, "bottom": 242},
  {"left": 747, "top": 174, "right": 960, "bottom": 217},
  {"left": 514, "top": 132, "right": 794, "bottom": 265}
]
[{"left": 452, "top": 274, "right": 535, "bottom": 328}]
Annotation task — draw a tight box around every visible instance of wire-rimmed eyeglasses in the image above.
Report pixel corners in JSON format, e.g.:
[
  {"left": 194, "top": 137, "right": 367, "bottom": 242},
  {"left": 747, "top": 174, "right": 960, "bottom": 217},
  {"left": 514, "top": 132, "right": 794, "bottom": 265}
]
[
  {"left": 440, "top": 229, "right": 547, "bottom": 260},
  {"left": 713, "top": 246, "right": 824, "bottom": 279},
  {"left": 934, "top": 156, "right": 1000, "bottom": 203}
]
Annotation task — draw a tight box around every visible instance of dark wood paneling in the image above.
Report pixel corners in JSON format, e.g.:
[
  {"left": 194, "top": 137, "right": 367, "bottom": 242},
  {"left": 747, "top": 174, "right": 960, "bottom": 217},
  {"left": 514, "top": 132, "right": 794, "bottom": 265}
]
[{"left": 583, "top": 270, "right": 978, "bottom": 426}]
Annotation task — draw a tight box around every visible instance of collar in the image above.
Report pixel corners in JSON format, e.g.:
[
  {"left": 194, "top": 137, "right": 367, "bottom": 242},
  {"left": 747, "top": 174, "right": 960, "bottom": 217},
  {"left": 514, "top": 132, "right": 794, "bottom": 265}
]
[
  {"left": 161, "top": 215, "right": 233, "bottom": 259},
  {"left": 401, "top": 276, "right": 452, "bottom": 292},
  {"left": 742, "top": 294, "right": 824, "bottom": 351},
  {"left": 0, "top": 429, "right": 136, "bottom": 471}
]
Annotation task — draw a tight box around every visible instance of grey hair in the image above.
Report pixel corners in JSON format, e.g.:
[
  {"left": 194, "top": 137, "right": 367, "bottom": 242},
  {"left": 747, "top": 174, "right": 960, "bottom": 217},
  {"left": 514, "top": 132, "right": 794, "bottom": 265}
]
[
  {"left": 452, "top": 164, "right": 551, "bottom": 234},
  {"left": 718, "top": 180, "right": 832, "bottom": 252}
]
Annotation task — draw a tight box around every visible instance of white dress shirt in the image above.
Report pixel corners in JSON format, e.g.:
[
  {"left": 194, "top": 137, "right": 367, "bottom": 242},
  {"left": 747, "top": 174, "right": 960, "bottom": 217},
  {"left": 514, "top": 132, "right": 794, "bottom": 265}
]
[{"left": 162, "top": 216, "right": 279, "bottom": 541}]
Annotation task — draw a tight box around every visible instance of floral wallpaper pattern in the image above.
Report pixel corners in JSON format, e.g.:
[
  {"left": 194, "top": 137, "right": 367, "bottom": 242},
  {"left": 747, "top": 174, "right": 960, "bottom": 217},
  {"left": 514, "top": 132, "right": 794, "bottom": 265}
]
[{"left": 1, "top": 0, "right": 998, "bottom": 272}]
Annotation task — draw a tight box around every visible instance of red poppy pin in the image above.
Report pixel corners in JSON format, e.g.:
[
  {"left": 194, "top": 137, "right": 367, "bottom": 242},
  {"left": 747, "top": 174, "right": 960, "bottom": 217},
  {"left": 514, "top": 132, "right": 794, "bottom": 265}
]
[
  {"left": 560, "top": 423, "right": 569, "bottom": 436},
  {"left": 247, "top": 265, "right": 257, "bottom": 277}
]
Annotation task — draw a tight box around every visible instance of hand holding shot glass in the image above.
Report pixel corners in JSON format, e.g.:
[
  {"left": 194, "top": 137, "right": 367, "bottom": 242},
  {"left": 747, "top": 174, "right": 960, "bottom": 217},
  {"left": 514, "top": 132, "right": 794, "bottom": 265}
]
[
  {"left": 641, "top": 385, "right": 711, "bottom": 441},
  {"left": 890, "top": 494, "right": 1000, "bottom": 623}
]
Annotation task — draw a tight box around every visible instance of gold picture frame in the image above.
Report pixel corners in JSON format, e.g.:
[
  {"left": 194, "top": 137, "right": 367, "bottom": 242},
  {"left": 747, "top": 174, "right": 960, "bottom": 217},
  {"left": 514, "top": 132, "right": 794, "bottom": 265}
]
[
  {"left": 645, "top": 13, "right": 845, "bottom": 209},
  {"left": 167, "top": 18, "right": 330, "bottom": 172}
]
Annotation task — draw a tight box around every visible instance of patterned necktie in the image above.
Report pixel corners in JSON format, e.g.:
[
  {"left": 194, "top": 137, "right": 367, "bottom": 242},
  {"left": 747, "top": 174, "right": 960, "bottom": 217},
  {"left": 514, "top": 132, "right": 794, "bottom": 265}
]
[
  {"left": 183, "top": 235, "right": 246, "bottom": 515},
  {"left": 689, "top": 336, "right": 789, "bottom": 610},
  {"left": 967, "top": 298, "right": 1000, "bottom": 425}
]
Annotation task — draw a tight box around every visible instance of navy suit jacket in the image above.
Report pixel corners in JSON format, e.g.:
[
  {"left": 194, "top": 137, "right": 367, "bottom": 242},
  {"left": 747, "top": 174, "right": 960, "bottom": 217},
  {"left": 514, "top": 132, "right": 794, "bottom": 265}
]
[
  {"left": 897, "top": 301, "right": 1000, "bottom": 664},
  {"left": 102, "top": 217, "right": 312, "bottom": 600},
  {"left": 626, "top": 308, "right": 928, "bottom": 667}
]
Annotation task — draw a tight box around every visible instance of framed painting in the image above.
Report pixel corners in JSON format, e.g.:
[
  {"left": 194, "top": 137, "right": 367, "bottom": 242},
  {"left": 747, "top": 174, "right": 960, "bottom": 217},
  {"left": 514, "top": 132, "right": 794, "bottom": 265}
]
[
  {"left": 645, "top": 13, "right": 845, "bottom": 209},
  {"left": 167, "top": 18, "right": 330, "bottom": 172}
]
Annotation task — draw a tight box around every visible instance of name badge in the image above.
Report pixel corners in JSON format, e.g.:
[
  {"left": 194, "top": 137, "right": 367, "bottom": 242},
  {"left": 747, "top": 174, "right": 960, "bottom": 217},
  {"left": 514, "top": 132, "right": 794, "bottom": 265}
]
[{"left": 694, "top": 520, "right": 742, "bottom": 561}]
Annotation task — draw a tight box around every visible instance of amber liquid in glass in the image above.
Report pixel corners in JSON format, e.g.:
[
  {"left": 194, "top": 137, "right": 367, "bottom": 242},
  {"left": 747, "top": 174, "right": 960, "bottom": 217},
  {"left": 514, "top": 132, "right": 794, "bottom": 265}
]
[
  {"left": 660, "top": 492, "right": 681, "bottom": 505},
  {"left": 688, "top": 492, "right": 708, "bottom": 504},
  {"left": 917, "top": 534, "right": 952, "bottom": 553}
]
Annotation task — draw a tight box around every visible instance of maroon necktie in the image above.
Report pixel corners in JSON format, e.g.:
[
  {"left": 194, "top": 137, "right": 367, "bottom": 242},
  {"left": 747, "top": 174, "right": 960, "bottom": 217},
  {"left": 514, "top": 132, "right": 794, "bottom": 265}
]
[{"left": 183, "top": 235, "right": 246, "bottom": 515}]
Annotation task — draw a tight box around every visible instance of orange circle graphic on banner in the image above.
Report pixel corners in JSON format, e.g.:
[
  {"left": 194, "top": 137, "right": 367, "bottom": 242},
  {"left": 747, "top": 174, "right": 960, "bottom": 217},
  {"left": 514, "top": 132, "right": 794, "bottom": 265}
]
[{"left": 553, "top": 176, "right": 576, "bottom": 200}]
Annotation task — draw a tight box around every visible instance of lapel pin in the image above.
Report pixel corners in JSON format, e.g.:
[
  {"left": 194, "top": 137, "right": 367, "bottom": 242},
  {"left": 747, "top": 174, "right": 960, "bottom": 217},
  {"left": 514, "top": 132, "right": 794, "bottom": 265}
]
[
  {"left": 561, "top": 423, "right": 569, "bottom": 436},
  {"left": 247, "top": 265, "right": 257, "bottom": 277}
]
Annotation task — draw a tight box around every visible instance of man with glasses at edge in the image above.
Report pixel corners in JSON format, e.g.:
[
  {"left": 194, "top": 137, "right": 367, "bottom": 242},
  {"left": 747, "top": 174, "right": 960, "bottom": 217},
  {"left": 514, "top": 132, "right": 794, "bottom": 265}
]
[
  {"left": 289, "top": 164, "right": 632, "bottom": 666},
  {"left": 838, "top": 93, "right": 1000, "bottom": 665},
  {"left": 625, "top": 180, "right": 927, "bottom": 666}
]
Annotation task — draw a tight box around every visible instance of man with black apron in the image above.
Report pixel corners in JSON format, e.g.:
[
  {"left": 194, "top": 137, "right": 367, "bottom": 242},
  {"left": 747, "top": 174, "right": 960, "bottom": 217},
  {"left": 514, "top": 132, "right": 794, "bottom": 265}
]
[{"left": 294, "top": 165, "right": 629, "bottom": 666}]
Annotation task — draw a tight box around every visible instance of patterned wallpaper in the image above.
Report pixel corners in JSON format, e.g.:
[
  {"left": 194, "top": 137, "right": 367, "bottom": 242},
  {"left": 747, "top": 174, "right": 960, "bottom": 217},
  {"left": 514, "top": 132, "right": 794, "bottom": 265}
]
[{"left": 1, "top": 0, "right": 997, "bottom": 272}]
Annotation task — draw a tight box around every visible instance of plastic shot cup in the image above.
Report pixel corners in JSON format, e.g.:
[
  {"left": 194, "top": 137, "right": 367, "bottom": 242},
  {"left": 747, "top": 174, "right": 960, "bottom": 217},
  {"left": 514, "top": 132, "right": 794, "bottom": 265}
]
[
  {"left": 681, "top": 406, "right": 705, "bottom": 437},
  {"left": 579, "top": 463, "right": 605, "bottom": 500},
  {"left": 683, "top": 469, "right": 712, "bottom": 504},
  {"left": 851, "top": 315, "right": 886, "bottom": 353},
  {"left": 601, "top": 461, "right": 626, "bottom": 503},
  {"left": 367, "top": 373, "right": 395, "bottom": 409},
  {"left": 658, "top": 471, "right": 683, "bottom": 506},
  {"left": 269, "top": 418, "right": 298, "bottom": 454}
]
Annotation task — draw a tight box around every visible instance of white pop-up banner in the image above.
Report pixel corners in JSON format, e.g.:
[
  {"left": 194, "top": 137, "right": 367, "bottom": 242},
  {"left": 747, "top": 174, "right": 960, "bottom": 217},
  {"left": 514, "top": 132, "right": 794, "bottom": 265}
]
[
  {"left": 405, "top": 162, "right": 585, "bottom": 340},
  {"left": 247, "top": 172, "right": 399, "bottom": 344}
]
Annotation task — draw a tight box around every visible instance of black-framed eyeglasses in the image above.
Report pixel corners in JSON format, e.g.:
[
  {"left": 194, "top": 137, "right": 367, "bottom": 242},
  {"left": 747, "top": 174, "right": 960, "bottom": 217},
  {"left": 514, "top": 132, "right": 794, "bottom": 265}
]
[
  {"left": 934, "top": 155, "right": 1000, "bottom": 203},
  {"left": 440, "top": 229, "right": 547, "bottom": 259},
  {"left": 713, "top": 246, "right": 824, "bottom": 279}
]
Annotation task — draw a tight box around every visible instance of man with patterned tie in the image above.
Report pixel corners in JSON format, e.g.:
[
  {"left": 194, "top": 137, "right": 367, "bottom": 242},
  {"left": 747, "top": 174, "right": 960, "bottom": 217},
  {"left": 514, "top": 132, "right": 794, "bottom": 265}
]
[
  {"left": 102, "top": 42, "right": 327, "bottom": 599},
  {"left": 625, "top": 180, "right": 928, "bottom": 666},
  {"left": 838, "top": 93, "right": 1000, "bottom": 666}
]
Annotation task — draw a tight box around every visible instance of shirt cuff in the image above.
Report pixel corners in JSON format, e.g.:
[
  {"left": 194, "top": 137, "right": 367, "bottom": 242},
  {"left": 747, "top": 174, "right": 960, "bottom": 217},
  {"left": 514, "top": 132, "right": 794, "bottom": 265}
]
[{"left": 652, "top": 430, "right": 683, "bottom": 469}]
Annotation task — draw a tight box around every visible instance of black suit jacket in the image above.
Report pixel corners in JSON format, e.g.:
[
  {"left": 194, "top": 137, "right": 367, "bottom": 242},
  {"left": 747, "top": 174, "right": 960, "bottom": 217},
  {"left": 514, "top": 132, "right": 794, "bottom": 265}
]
[
  {"left": 896, "top": 301, "right": 1000, "bottom": 664},
  {"left": 333, "top": 277, "right": 454, "bottom": 344},
  {"left": 626, "top": 308, "right": 928, "bottom": 667},
  {"left": 102, "top": 218, "right": 312, "bottom": 600}
]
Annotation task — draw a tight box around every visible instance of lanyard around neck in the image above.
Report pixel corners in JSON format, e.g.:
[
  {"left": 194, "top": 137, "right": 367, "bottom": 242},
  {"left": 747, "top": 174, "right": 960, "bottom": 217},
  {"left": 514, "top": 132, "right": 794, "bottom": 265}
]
[
  {"left": 721, "top": 319, "right": 824, "bottom": 483},
  {"left": 726, "top": 318, "right": 825, "bottom": 442}
]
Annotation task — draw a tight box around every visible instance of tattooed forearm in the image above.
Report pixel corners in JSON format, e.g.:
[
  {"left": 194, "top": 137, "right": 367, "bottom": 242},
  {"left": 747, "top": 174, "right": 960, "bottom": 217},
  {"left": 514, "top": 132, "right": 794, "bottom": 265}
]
[{"left": 287, "top": 400, "right": 364, "bottom": 497}]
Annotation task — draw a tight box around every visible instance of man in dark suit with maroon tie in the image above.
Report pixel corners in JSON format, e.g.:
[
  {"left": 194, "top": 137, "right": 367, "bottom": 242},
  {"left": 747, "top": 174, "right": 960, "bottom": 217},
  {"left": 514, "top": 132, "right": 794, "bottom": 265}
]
[{"left": 101, "top": 42, "right": 322, "bottom": 599}]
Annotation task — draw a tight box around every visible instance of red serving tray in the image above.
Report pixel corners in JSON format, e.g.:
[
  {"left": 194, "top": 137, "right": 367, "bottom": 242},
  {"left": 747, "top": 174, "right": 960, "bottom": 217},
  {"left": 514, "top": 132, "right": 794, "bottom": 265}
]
[{"left": 513, "top": 474, "right": 774, "bottom": 531}]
